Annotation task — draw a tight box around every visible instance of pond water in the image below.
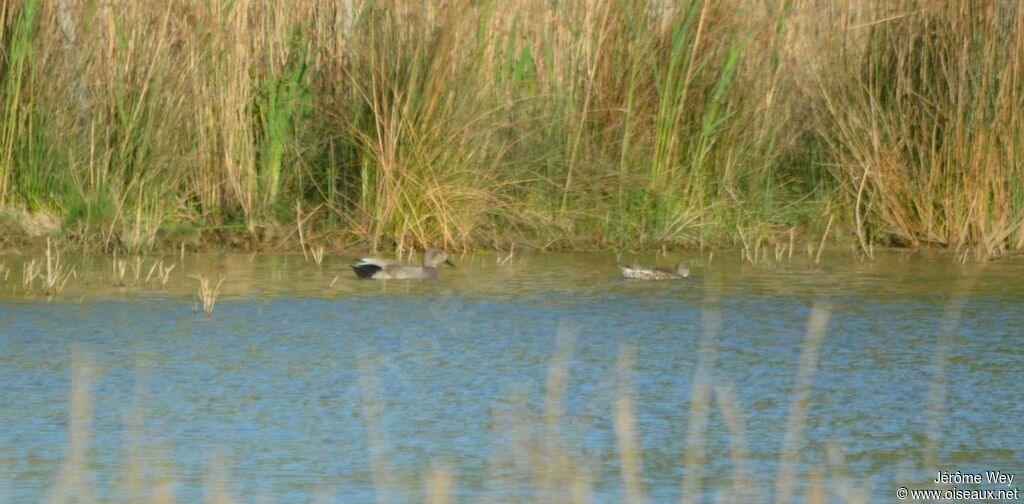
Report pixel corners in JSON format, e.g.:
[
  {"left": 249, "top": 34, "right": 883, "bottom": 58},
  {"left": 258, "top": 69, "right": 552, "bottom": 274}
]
[{"left": 0, "top": 250, "right": 1022, "bottom": 502}]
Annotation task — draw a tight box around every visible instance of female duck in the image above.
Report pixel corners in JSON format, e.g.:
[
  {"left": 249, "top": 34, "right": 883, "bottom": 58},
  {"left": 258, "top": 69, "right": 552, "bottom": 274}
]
[{"left": 619, "top": 263, "right": 690, "bottom": 280}]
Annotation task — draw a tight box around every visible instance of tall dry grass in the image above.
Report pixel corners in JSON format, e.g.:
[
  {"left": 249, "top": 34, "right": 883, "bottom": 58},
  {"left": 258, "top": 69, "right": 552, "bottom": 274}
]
[
  {"left": 814, "top": 0, "right": 1024, "bottom": 255},
  {"left": 0, "top": 0, "right": 1021, "bottom": 253}
]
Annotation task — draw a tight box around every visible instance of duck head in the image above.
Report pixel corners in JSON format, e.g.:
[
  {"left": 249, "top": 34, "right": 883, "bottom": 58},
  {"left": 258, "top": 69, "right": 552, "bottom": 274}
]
[{"left": 423, "top": 248, "right": 455, "bottom": 268}]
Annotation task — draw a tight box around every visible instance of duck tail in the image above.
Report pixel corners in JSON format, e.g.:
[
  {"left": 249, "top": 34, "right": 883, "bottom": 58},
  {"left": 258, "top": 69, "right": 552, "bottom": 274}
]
[{"left": 351, "top": 262, "right": 382, "bottom": 279}]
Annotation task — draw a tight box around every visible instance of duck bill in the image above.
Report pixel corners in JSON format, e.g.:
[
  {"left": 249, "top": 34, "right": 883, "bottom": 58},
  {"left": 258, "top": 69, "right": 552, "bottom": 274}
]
[{"left": 444, "top": 259, "right": 456, "bottom": 267}]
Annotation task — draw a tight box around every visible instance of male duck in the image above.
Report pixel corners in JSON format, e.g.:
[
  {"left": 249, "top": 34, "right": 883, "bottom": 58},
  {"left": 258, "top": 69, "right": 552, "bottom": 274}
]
[{"left": 351, "top": 248, "right": 455, "bottom": 280}]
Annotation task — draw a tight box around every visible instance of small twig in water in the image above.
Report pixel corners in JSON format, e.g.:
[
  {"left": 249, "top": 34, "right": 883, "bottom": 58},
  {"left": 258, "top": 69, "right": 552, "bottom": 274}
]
[
  {"left": 497, "top": 243, "right": 515, "bottom": 266},
  {"left": 23, "top": 259, "right": 41, "bottom": 290},
  {"left": 311, "top": 246, "right": 325, "bottom": 267},
  {"left": 296, "top": 201, "right": 308, "bottom": 262},
  {"left": 788, "top": 227, "right": 796, "bottom": 259},
  {"left": 132, "top": 256, "right": 143, "bottom": 285},
  {"left": 112, "top": 254, "right": 128, "bottom": 287},
  {"left": 146, "top": 260, "right": 175, "bottom": 288},
  {"left": 815, "top": 215, "right": 835, "bottom": 266}
]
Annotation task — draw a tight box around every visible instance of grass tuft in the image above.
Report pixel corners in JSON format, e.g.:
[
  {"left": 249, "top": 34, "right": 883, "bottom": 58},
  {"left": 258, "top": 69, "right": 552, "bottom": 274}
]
[{"left": 190, "top": 273, "right": 224, "bottom": 318}]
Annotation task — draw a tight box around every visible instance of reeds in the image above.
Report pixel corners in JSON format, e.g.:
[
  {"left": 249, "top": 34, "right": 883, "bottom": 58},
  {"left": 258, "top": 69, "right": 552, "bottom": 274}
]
[
  {"left": 112, "top": 254, "right": 127, "bottom": 287},
  {"left": 613, "top": 345, "right": 644, "bottom": 504},
  {"left": 0, "top": 0, "right": 1021, "bottom": 253},
  {"left": 0, "top": 0, "right": 41, "bottom": 203},
  {"left": 46, "top": 352, "right": 96, "bottom": 504},
  {"left": 814, "top": 1, "right": 1024, "bottom": 254},
  {"left": 21, "top": 257, "right": 40, "bottom": 289},
  {"left": 145, "top": 259, "right": 175, "bottom": 288},
  {"left": 310, "top": 246, "right": 324, "bottom": 267},
  {"left": 774, "top": 305, "right": 830, "bottom": 503},
  {"left": 41, "top": 237, "right": 76, "bottom": 295},
  {"left": 190, "top": 273, "right": 224, "bottom": 318},
  {"left": 18, "top": 239, "right": 76, "bottom": 295}
]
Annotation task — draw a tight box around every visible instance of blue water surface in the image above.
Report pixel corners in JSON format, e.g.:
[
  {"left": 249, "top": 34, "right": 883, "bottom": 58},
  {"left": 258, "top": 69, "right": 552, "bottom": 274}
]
[{"left": 1, "top": 252, "right": 1022, "bottom": 502}]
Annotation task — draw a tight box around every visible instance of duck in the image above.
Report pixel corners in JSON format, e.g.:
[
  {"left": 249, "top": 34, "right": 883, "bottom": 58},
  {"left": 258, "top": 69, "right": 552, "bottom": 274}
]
[
  {"left": 351, "top": 248, "right": 455, "bottom": 280},
  {"left": 619, "top": 263, "right": 690, "bottom": 280}
]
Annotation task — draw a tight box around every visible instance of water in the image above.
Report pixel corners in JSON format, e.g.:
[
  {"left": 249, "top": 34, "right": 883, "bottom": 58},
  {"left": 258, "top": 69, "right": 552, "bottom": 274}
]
[{"left": 1, "top": 251, "right": 1022, "bottom": 502}]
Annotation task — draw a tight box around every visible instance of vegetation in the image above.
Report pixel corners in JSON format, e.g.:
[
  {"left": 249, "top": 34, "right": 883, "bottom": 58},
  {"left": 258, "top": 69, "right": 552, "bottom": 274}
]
[{"left": 0, "top": 0, "right": 1021, "bottom": 255}]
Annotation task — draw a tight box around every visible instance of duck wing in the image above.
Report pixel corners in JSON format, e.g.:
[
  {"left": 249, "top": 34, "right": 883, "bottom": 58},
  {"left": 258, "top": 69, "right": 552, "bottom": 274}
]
[
  {"left": 620, "top": 265, "right": 652, "bottom": 280},
  {"left": 620, "top": 264, "right": 681, "bottom": 280},
  {"left": 378, "top": 265, "right": 435, "bottom": 280}
]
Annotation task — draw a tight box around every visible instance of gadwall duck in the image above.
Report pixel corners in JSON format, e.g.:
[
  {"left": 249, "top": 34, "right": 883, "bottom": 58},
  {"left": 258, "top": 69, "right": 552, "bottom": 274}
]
[
  {"left": 351, "top": 248, "right": 455, "bottom": 280},
  {"left": 620, "top": 263, "right": 690, "bottom": 280}
]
